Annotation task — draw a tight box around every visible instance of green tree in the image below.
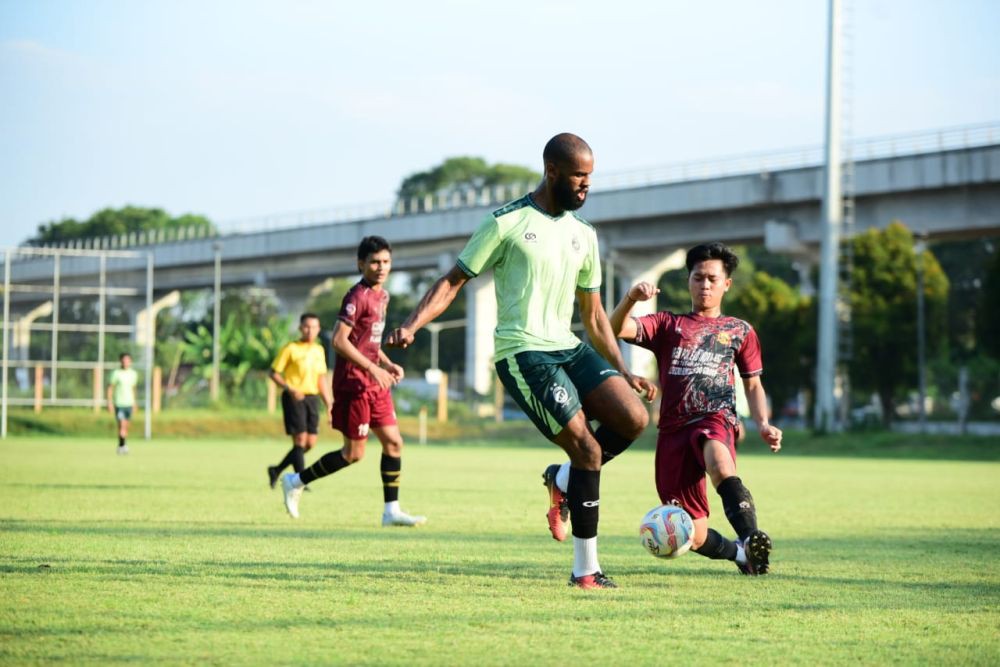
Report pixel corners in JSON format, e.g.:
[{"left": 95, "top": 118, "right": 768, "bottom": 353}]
[
  {"left": 727, "top": 271, "right": 814, "bottom": 420},
  {"left": 847, "top": 221, "right": 949, "bottom": 425},
  {"left": 977, "top": 243, "right": 1000, "bottom": 360},
  {"left": 158, "top": 287, "right": 293, "bottom": 405},
  {"left": 180, "top": 311, "right": 294, "bottom": 403},
  {"left": 929, "top": 237, "right": 997, "bottom": 359},
  {"left": 397, "top": 157, "right": 539, "bottom": 204},
  {"left": 29, "top": 206, "right": 214, "bottom": 245}
]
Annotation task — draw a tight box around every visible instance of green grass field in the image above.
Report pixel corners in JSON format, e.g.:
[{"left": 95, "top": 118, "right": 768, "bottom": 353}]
[{"left": 2, "top": 436, "right": 998, "bottom": 665}]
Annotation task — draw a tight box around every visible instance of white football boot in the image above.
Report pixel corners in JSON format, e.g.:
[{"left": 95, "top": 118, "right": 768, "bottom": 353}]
[
  {"left": 281, "top": 473, "right": 304, "bottom": 519},
  {"left": 381, "top": 510, "right": 427, "bottom": 527}
]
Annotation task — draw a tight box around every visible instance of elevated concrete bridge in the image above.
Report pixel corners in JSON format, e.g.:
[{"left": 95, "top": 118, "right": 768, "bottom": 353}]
[{"left": 6, "top": 125, "right": 1000, "bottom": 394}]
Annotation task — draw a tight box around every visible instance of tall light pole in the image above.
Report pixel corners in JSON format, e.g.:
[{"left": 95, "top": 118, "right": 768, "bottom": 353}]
[
  {"left": 915, "top": 233, "right": 928, "bottom": 432},
  {"left": 815, "top": 0, "right": 843, "bottom": 432},
  {"left": 211, "top": 242, "right": 222, "bottom": 402}
]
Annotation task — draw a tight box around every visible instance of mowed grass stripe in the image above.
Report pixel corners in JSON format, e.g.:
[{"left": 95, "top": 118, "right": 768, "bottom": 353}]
[{"left": 1, "top": 437, "right": 998, "bottom": 665}]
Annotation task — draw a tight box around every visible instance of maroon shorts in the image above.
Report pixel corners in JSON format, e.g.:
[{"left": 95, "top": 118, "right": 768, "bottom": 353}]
[
  {"left": 331, "top": 389, "right": 397, "bottom": 441},
  {"left": 654, "top": 412, "right": 737, "bottom": 519}
]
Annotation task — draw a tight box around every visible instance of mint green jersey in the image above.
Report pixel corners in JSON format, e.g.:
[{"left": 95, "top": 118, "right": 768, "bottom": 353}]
[
  {"left": 457, "top": 195, "right": 602, "bottom": 361},
  {"left": 109, "top": 368, "right": 138, "bottom": 408}
]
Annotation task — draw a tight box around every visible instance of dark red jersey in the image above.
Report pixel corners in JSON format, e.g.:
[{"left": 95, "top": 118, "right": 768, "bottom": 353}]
[
  {"left": 632, "top": 311, "right": 763, "bottom": 432},
  {"left": 332, "top": 279, "right": 390, "bottom": 395}
]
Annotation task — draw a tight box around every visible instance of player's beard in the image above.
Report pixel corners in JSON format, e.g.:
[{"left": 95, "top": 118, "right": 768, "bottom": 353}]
[{"left": 552, "top": 176, "right": 586, "bottom": 212}]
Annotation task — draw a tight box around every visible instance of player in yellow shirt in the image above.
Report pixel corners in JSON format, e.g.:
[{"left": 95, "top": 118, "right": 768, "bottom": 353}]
[
  {"left": 107, "top": 352, "right": 138, "bottom": 455},
  {"left": 267, "top": 313, "right": 334, "bottom": 490}
]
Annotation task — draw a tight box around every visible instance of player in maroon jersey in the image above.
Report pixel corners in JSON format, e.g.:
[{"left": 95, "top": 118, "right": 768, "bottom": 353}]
[
  {"left": 610, "top": 242, "right": 782, "bottom": 575},
  {"left": 280, "top": 236, "right": 426, "bottom": 526}
]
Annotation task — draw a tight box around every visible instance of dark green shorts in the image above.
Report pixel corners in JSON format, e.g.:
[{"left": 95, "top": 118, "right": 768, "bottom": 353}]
[{"left": 495, "top": 343, "right": 620, "bottom": 439}]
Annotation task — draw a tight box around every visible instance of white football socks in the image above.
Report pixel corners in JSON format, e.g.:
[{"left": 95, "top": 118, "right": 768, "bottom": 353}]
[
  {"left": 556, "top": 462, "right": 570, "bottom": 494},
  {"left": 384, "top": 500, "right": 400, "bottom": 515},
  {"left": 572, "top": 536, "right": 601, "bottom": 577}
]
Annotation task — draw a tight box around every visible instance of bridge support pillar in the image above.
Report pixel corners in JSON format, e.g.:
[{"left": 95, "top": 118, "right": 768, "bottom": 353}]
[
  {"left": 765, "top": 219, "right": 818, "bottom": 297},
  {"left": 13, "top": 301, "right": 53, "bottom": 390},
  {"left": 272, "top": 286, "right": 311, "bottom": 322},
  {"left": 465, "top": 271, "right": 497, "bottom": 396},
  {"left": 135, "top": 291, "right": 181, "bottom": 365},
  {"left": 611, "top": 248, "right": 687, "bottom": 378}
]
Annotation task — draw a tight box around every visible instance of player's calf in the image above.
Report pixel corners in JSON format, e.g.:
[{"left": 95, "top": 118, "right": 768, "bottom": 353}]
[{"left": 716, "top": 476, "right": 758, "bottom": 541}]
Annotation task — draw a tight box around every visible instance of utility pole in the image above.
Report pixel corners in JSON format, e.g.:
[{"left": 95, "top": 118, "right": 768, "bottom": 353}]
[
  {"left": 915, "top": 233, "right": 928, "bottom": 432},
  {"left": 815, "top": 0, "right": 842, "bottom": 432},
  {"left": 211, "top": 243, "right": 222, "bottom": 402}
]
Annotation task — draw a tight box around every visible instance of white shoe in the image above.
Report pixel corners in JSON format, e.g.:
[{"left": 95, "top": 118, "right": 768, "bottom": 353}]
[
  {"left": 281, "top": 474, "right": 303, "bottom": 519},
  {"left": 381, "top": 510, "right": 427, "bottom": 527},
  {"left": 117, "top": 445, "right": 128, "bottom": 456}
]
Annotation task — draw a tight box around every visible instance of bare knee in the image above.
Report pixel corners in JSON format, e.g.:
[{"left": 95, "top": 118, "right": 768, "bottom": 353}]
[
  {"left": 622, "top": 402, "right": 649, "bottom": 440},
  {"left": 556, "top": 432, "right": 601, "bottom": 470},
  {"left": 341, "top": 440, "right": 366, "bottom": 463},
  {"left": 382, "top": 439, "right": 402, "bottom": 458},
  {"left": 708, "top": 469, "right": 732, "bottom": 489},
  {"left": 704, "top": 440, "right": 737, "bottom": 488}
]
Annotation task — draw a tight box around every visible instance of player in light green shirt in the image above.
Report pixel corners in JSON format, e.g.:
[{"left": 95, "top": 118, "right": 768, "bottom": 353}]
[
  {"left": 107, "top": 353, "right": 138, "bottom": 455},
  {"left": 388, "top": 133, "right": 656, "bottom": 590}
]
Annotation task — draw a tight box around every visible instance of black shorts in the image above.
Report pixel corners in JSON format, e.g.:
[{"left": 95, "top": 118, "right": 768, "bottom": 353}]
[
  {"left": 281, "top": 392, "right": 320, "bottom": 435},
  {"left": 494, "top": 343, "right": 620, "bottom": 439}
]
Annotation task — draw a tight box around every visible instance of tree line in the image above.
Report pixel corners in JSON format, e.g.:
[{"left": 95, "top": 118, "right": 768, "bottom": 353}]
[{"left": 21, "top": 158, "right": 1000, "bottom": 426}]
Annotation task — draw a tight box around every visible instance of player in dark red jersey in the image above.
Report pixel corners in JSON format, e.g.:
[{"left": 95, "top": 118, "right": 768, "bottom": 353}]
[
  {"left": 281, "top": 236, "right": 426, "bottom": 526},
  {"left": 610, "top": 242, "right": 782, "bottom": 575}
]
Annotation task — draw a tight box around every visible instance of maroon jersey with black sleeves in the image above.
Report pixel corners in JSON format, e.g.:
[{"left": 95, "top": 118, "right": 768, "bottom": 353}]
[
  {"left": 333, "top": 279, "right": 390, "bottom": 395},
  {"left": 632, "top": 312, "right": 763, "bottom": 432}
]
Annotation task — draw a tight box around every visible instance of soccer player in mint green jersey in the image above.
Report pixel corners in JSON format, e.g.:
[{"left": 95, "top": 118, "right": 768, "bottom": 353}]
[
  {"left": 388, "top": 133, "right": 657, "bottom": 590},
  {"left": 107, "top": 353, "right": 138, "bottom": 455}
]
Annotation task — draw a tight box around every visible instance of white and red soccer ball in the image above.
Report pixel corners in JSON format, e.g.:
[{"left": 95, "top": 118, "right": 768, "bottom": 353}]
[{"left": 639, "top": 504, "right": 695, "bottom": 559}]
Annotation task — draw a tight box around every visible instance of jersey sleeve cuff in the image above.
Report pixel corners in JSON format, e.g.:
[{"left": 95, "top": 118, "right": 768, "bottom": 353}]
[
  {"left": 740, "top": 369, "right": 763, "bottom": 378},
  {"left": 578, "top": 285, "right": 601, "bottom": 293},
  {"left": 456, "top": 259, "right": 478, "bottom": 278}
]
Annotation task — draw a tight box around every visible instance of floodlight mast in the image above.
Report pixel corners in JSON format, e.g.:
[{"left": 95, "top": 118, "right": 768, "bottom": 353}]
[{"left": 815, "top": 0, "right": 843, "bottom": 432}]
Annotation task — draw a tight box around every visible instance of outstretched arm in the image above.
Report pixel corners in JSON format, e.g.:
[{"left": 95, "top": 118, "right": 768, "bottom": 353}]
[
  {"left": 578, "top": 290, "right": 657, "bottom": 402},
  {"left": 742, "top": 375, "right": 782, "bottom": 452},
  {"left": 609, "top": 281, "right": 660, "bottom": 340},
  {"left": 385, "top": 265, "right": 470, "bottom": 348}
]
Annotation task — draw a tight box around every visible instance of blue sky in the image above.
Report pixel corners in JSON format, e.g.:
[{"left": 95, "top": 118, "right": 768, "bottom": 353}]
[{"left": 1, "top": 0, "right": 998, "bottom": 247}]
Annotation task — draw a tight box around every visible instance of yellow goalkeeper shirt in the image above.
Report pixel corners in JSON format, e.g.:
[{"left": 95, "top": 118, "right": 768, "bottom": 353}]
[{"left": 271, "top": 340, "right": 328, "bottom": 395}]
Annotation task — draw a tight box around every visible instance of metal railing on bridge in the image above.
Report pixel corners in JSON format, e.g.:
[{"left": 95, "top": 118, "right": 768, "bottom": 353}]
[{"left": 35, "top": 121, "right": 1000, "bottom": 250}]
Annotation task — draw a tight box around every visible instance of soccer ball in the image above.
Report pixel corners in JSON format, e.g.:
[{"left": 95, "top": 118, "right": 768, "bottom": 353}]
[{"left": 639, "top": 504, "right": 695, "bottom": 559}]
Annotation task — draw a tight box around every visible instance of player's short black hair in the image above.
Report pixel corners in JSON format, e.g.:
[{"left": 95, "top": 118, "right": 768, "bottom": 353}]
[
  {"left": 300, "top": 312, "right": 320, "bottom": 325},
  {"left": 119, "top": 352, "right": 131, "bottom": 361},
  {"left": 543, "top": 133, "right": 592, "bottom": 168},
  {"left": 686, "top": 242, "right": 740, "bottom": 276},
  {"left": 358, "top": 235, "right": 391, "bottom": 260}
]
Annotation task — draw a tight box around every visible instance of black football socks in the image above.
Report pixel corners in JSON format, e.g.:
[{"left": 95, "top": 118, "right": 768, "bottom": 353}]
[
  {"left": 299, "top": 450, "right": 351, "bottom": 485},
  {"left": 717, "top": 476, "right": 758, "bottom": 541}
]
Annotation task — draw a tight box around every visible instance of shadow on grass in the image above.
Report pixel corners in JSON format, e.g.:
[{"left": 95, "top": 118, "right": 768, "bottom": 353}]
[
  {"left": 747, "top": 429, "right": 1000, "bottom": 462},
  {"left": 4, "top": 520, "right": 998, "bottom": 597},
  {"left": 0, "top": 517, "right": 548, "bottom": 544},
  {"left": 4, "top": 483, "right": 191, "bottom": 491}
]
